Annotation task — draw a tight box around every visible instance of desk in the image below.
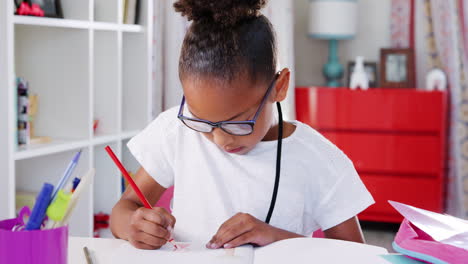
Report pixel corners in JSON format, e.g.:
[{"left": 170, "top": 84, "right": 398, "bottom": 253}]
[{"left": 68, "top": 237, "right": 414, "bottom": 264}]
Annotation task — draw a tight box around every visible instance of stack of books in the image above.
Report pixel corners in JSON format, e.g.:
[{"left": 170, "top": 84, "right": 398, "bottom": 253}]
[
  {"left": 17, "top": 77, "right": 30, "bottom": 146},
  {"left": 123, "top": 0, "right": 140, "bottom": 25}
]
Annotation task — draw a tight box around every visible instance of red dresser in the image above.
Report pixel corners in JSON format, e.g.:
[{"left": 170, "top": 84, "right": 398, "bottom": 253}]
[{"left": 295, "top": 87, "right": 447, "bottom": 223}]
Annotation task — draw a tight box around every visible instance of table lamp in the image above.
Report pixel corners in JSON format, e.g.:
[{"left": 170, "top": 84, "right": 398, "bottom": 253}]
[{"left": 308, "top": 0, "right": 358, "bottom": 87}]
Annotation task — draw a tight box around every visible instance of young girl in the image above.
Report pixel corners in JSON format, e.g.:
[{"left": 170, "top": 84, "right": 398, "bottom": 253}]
[{"left": 110, "top": 0, "right": 374, "bottom": 250}]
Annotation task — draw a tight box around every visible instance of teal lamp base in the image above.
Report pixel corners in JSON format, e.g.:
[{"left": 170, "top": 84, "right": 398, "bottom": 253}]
[{"left": 323, "top": 39, "right": 344, "bottom": 87}]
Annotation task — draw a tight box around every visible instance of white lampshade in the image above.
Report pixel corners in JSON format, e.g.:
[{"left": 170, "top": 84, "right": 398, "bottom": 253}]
[{"left": 308, "top": 0, "right": 358, "bottom": 39}]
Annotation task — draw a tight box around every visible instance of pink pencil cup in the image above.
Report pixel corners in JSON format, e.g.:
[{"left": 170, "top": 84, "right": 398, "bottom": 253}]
[{"left": 0, "top": 215, "right": 68, "bottom": 264}]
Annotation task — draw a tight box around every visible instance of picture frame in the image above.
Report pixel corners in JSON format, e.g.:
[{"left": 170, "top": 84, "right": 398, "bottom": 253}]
[
  {"left": 347, "top": 61, "right": 379, "bottom": 88},
  {"left": 29, "top": 0, "right": 63, "bottom": 18},
  {"left": 380, "top": 48, "right": 415, "bottom": 88}
]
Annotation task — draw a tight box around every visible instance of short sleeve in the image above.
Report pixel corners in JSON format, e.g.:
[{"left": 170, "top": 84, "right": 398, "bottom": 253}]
[
  {"left": 313, "top": 157, "right": 375, "bottom": 231},
  {"left": 126, "top": 110, "right": 177, "bottom": 188}
]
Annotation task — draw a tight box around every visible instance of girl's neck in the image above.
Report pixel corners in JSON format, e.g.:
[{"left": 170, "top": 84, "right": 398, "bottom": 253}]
[{"left": 262, "top": 121, "right": 296, "bottom": 142}]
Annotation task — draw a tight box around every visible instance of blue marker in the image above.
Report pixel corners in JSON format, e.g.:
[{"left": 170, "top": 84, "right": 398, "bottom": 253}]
[
  {"left": 51, "top": 150, "right": 82, "bottom": 201},
  {"left": 25, "top": 183, "right": 54, "bottom": 230},
  {"left": 72, "top": 177, "right": 81, "bottom": 192}
]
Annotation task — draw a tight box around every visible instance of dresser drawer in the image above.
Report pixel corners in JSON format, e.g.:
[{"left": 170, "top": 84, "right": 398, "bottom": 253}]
[
  {"left": 321, "top": 132, "right": 443, "bottom": 175},
  {"left": 359, "top": 174, "right": 443, "bottom": 223},
  {"left": 296, "top": 87, "right": 446, "bottom": 133}
]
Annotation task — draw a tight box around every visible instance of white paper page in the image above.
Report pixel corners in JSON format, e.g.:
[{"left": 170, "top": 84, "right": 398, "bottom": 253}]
[
  {"left": 109, "top": 242, "right": 254, "bottom": 264},
  {"left": 389, "top": 201, "right": 468, "bottom": 249},
  {"left": 254, "top": 238, "right": 388, "bottom": 264}
]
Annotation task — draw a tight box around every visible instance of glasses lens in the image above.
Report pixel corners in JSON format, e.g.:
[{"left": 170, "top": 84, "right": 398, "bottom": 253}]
[
  {"left": 181, "top": 119, "right": 213, "bottom": 133},
  {"left": 221, "top": 123, "right": 253, "bottom": 136}
]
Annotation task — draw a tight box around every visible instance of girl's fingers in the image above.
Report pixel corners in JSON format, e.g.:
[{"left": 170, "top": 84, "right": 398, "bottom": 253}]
[
  {"left": 222, "top": 232, "right": 255, "bottom": 249},
  {"left": 139, "top": 207, "right": 176, "bottom": 229},
  {"left": 210, "top": 225, "right": 250, "bottom": 249},
  {"left": 152, "top": 207, "right": 177, "bottom": 228},
  {"left": 134, "top": 231, "right": 168, "bottom": 248},
  {"left": 136, "top": 219, "right": 171, "bottom": 240},
  {"left": 129, "top": 239, "right": 159, "bottom": 250},
  {"left": 208, "top": 214, "right": 254, "bottom": 249}
]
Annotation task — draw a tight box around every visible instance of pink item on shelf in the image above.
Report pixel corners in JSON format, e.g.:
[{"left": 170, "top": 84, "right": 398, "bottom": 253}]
[
  {"left": 16, "top": 2, "right": 32, "bottom": 16},
  {"left": 16, "top": 2, "right": 45, "bottom": 17},
  {"left": 30, "top": 4, "right": 45, "bottom": 17}
]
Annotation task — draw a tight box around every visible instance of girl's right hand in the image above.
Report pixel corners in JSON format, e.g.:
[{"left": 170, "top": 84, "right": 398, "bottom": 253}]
[{"left": 128, "top": 207, "right": 176, "bottom": 250}]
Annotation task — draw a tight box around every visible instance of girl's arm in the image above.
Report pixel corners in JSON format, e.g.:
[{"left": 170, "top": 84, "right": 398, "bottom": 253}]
[
  {"left": 110, "top": 167, "right": 175, "bottom": 249},
  {"left": 323, "top": 216, "right": 365, "bottom": 243}
]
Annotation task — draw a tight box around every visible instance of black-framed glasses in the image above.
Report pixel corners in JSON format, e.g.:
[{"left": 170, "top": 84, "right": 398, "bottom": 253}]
[{"left": 177, "top": 74, "right": 279, "bottom": 136}]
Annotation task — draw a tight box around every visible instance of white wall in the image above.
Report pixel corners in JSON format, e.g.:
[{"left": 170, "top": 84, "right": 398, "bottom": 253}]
[
  {"left": 294, "top": 0, "right": 427, "bottom": 88},
  {"left": 294, "top": 0, "right": 391, "bottom": 86}
]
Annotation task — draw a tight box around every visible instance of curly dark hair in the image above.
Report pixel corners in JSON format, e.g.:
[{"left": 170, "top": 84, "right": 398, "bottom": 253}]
[{"left": 174, "top": 0, "right": 277, "bottom": 86}]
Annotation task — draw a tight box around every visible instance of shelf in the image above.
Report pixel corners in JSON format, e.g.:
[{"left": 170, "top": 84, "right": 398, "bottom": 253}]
[
  {"left": 92, "top": 133, "right": 121, "bottom": 146},
  {"left": 93, "top": 142, "right": 121, "bottom": 217},
  {"left": 122, "top": 33, "right": 150, "bottom": 131},
  {"left": 94, "top": 22, "right": 143, "bottom": 32},
  {"left": 3, "top": 0, "right": 154, "bottom": 237},
  {"left": 119, "top": 24, "right": 144, "bottom": 33},
  {"left": 14, "top": 16, "right": 90, "bottom": 29},
  {"left": 91, "top": 131, "right": 140, "bottom": 146},
  {"left": 122, "top": 138, "right": 140, "bottom": 172},
  {"left": 14, "top": 16, "right": 144, "bottom": 32},
  {"left": 14, "top": 138, "right": 89, "bottom": 160},
  {"left": 120, "top": 130, "right": 140, "bottom": 140}
]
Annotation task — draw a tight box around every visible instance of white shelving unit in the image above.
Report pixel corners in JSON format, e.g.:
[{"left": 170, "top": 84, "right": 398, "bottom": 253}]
[{"left": 0, "top": 0, "right": 155, "bottom": 237}]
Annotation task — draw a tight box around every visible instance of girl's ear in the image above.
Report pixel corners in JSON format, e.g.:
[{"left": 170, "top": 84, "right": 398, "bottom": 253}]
[{"left": 273, "top": 68, "right": 290, "bottom": 102}]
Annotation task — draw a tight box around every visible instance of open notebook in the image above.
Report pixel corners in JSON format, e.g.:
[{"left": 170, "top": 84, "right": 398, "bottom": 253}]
[{"left": 108, "top": 237, "right": 388, "bottom": 264}]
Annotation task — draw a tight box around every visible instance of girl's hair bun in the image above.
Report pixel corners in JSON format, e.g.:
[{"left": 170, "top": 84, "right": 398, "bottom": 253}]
[{"left": 174, "top": 0, "right": 267, "bottom": 27}]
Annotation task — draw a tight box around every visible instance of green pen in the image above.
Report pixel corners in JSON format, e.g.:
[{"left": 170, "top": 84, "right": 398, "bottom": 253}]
[{"left": 45, "top": 189, "right": 72, "bottom": 229}]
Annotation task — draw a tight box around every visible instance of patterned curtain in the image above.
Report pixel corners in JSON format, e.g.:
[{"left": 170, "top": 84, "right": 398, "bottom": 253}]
[
  {"left": 152, "top": 0, "right": 296, "bottom": 119},
  {"left": 391, "top": 0, "right": 468, "bottom": 218},
  {"left": 390, "top": 0, "right": 414, "bottom": 48},
  {"left": 426, "top": 0, "right": 468, "bottom": 219}
]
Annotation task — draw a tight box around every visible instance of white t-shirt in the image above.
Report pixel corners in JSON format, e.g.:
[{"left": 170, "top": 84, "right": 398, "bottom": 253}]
[{"left": 127, "top": 107, "right": 374, "bottom": 243}]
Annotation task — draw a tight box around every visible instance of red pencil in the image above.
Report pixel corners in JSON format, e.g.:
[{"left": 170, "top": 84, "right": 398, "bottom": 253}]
[
  {"left": 104, "top": 146, "right": 178, "bottom": 249},
  {"left": 105, "top": 146, "right": 152, "bottom": 208}
]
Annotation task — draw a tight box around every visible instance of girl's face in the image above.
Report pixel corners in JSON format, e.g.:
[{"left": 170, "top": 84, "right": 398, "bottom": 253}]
[{"left": 181, "top": 70, "right": 289, "bottom": 155}]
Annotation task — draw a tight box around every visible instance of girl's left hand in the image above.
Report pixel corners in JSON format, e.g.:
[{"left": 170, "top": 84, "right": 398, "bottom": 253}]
[{"left": 206, "top": 212, "right": 302, "bottom": 249}]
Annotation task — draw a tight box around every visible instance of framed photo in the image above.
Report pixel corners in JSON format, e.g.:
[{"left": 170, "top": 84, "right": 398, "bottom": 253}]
[
  {"left": 347, "top": 61, "right": 378, "bottom": 88},
  {"left": 380, "top": 48, "right": 415, "bottom": 88},
  {"left": 30, "top": 0, "right": 63, "bottom": 18}
]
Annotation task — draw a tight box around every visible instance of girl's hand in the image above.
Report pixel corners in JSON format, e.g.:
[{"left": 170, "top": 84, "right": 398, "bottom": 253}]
[
  {"left": 206, "top": 213, "right": 302, "bottom": 249},
  {"left": 128, "top": 207, "right": 176, "bottom": 250}
]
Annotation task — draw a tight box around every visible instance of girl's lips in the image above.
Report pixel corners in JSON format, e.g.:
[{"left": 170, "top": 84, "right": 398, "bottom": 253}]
[{"left": 225, "top": 147, "right": 244, "bottom": 153}]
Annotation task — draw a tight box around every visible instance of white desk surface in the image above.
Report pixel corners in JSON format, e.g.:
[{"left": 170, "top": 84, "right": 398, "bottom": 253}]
[{"left": 69, "top": 236, "right": 411, "bottom": 264}]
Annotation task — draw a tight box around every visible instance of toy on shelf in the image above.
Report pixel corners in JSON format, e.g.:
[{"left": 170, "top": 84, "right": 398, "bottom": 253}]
[
  {"left": 350, "top": 56, "right": 369, "bottom": 90},
  {"left": 28, "top": 93, "right": 51, "bottom": 145},
  {"left": 426, "top": 68, "right": 447, "bottom": 91},
  {"left": 93, "top": 212, "right": 110, "bottom": 238},
  {"left": 16, "top": 2, "right": 45, "bottom": 17},
  {"left": 93, "top": 119, "right": 99, "bottom": 134}
]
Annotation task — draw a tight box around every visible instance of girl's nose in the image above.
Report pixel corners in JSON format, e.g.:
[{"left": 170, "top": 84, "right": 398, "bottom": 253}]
[{"left": 212, "top": 128, "right": 234, "bottom": 149}]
